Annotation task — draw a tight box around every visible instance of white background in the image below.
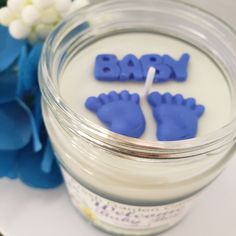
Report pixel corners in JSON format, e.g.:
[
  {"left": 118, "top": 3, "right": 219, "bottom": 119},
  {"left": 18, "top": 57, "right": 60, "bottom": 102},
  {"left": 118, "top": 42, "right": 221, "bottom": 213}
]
[{"left": 1, "top": 1, "right": 236, "bottom": 236}]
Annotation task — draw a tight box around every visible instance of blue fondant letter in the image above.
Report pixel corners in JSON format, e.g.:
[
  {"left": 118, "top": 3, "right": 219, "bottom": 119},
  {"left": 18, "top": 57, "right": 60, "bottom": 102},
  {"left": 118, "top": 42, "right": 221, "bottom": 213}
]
[
  {"left": 94, "top": 54, "right": 120, "bottom": 81},
  {"left": 140, "top": 54, "right": 162, "bottom": 81},
  {"left": 119, "top": 54, "right": 144, "bottom": 81},
  {"left": 163, "top": 53, "right": 190, "bottom": 81}
]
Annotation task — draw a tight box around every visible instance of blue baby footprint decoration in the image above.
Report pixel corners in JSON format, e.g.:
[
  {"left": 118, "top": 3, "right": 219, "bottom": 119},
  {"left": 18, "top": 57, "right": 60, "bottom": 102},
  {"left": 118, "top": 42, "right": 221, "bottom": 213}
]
[
  {"left": 148, "top": 92, "right": 205, "bottom": 141},
  {"left": 85, "top": 90, "right": 146, "bottom": 138}
]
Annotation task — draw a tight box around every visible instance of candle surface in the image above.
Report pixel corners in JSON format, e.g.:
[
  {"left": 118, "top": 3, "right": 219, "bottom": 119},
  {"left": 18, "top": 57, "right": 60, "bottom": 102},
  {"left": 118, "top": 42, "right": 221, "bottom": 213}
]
[{"left": 59, "top": 33, "right": 232, "bottom": 141}]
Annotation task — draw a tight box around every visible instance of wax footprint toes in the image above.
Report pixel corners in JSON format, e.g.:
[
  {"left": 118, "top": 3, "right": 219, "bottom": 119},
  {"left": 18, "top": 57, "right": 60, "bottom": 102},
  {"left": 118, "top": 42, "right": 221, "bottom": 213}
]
[
  {"left": 185, "top": 98, "right": 196, "bottom": 108},
  {"left": 195, "top": 105, "right": 205, "bottom": 117},
  {"left": 148, "top": 92, "right": 205, "bottom": 141},
  {"left": 85, "top": 97, "right": 102, "bottom": 112},
  {"left": 99, "top": 93, "right": 110, "bottom": 104},
  {"left": 108, "top": 91, "right": 119, "bottom": 101},
  {"left": 120, "top": 90, "right": 130, "bottom": 101},
  {"left": 148, "top": 92, "right": 162, "bottom": 107},
  {"left": 174, "top": 94, "right": 184, "bottom": 105},
  {"left": 130, "top": 93, "right": 140, "bottom": 104},
  {"left": 85, "top": 90, "right": 146, "bottom": 138},
  {"left": 163, "top": 93, "right": 172, "bottom": 104}
]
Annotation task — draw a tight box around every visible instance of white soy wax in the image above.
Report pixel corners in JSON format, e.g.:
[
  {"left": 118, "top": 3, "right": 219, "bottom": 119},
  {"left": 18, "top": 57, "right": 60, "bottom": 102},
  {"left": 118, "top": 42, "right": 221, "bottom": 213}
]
[{"left": 59, "top": 33, "right": 232, "bottom": 141}]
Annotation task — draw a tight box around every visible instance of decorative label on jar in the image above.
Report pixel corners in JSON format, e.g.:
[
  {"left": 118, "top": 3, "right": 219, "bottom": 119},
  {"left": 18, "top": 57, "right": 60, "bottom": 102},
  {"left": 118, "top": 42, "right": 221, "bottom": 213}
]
[{"left": 62, "top": 169, "right": 194, "bottom": 231}]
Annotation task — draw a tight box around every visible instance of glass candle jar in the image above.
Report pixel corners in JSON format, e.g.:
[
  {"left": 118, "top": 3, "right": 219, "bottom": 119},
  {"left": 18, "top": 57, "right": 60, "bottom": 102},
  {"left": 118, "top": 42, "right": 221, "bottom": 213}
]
[{"left": 39, "top": 0, "right": 236, "bottom": 235}]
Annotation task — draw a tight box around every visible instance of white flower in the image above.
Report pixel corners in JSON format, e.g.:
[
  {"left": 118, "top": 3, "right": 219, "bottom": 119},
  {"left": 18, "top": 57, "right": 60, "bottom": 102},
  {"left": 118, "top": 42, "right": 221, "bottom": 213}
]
[
  {"left": 9, "top": 19, "right": 31, "bottom": 39},
  {"left": 7, "top": 0, "right": 28, "bottom": 13},
  {"left": 0, "top": 7, "right": 15, "bottom": 26},
  {"left": 55, "top": 0, "right": 72, "bottom": 15},
  {"left": 0, "top": 0, "right": 90, "bottom": 41},
  {"left": 32, "top": 0, "right": 54, "bottom": 10},
  {"left": 69, "top": 0, "right": 90, "bottom": 14},
  {"left": 21, "top": 5, "right": 41, "bottom": 26}
]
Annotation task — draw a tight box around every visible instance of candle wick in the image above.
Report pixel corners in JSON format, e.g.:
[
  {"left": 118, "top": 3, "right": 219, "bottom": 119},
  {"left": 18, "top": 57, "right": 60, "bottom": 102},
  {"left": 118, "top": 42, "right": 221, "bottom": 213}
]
[{"left": 142, "top": 67, "right": 156, "bottom": 98}]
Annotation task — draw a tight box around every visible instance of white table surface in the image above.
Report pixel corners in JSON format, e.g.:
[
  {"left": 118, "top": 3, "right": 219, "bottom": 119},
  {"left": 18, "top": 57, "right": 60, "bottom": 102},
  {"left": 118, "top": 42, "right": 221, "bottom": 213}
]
[{"left": 1, "top": 1, "right": 236, "bottom": 236}]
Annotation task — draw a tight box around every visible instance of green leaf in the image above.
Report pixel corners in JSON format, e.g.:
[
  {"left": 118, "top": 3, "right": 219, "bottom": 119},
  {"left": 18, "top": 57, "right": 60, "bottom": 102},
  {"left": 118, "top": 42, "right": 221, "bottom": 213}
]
[{"left": 0, "top": 0, "right": 7, "bottom": 8}]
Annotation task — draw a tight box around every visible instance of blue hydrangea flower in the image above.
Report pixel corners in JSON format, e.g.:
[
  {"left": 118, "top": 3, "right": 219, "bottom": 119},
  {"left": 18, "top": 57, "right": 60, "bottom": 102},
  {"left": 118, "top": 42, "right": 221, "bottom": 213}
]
[{"left": 0, "top": 25, "right": 63, "bottom": 189}]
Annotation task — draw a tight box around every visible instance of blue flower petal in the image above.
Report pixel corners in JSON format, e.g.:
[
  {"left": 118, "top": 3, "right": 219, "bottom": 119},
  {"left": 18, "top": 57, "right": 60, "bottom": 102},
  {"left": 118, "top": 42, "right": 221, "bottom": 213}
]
[
  {"left": 17, "top": 98, "right": 42, "bottom": 152},
  {"left": 16, "top": 43, "right": 43, "bottom": 152},
  {"left": 33, "top": 89, "right": 43, "bottom": 133},
  {"left": 0, "top": 65, "right": 17, "bottom": 104},
  {"left": 0, "top": 25, "right": 26, "bottom": 72},
  {"left": 41, "top": 139, "right": 54, "bottom": 174},
  {"left": 17, "top": 143, "right": 63, "bottom": 189},
  {"left": 27, "top": 42, "right": 43, "bottom": 88},
  {"left": 18, "top": 42, "right": 43, "bottom": 93},
  {"left": 0, "top": 100, "right": 32, "bottom": 150},
  {"left": 0, "top": 150, "right": 18, "bottom": 179},
  {"left": 17, "top": 44, "right": 29, "bottom": 97}
]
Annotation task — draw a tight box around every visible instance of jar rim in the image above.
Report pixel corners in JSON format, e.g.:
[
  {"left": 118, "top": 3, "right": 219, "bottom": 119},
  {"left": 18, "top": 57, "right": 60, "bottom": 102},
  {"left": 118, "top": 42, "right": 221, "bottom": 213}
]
[{"left": 39, "top": 0, "right": 236, "bottom": 158}]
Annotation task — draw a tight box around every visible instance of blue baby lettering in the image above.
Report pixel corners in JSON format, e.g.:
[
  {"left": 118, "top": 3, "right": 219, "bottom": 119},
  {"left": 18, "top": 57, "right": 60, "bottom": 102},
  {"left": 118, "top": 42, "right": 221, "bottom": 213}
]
[{"left": 94, "top": 53, "right": 190, "bottom": 82}]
